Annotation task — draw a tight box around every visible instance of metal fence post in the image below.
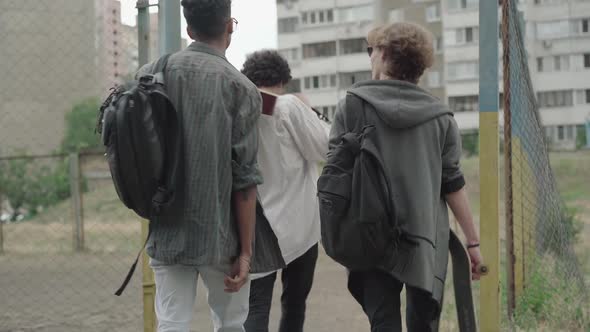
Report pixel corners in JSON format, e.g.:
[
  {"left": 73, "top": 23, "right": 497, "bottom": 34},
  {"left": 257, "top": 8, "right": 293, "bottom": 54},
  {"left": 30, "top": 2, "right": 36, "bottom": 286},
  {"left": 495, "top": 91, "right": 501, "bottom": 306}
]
[
  {"left": 137, "top": 1, "right": 157, "bottom": 331},
  {"left": 158, "top": 0, "right": 181, "bottom": 56},
  {"left": 479, "top": 0, "right": 501, "bottom": 331},
  {"left": 69, "top": 152, "right": 84, "bottom": 252}
]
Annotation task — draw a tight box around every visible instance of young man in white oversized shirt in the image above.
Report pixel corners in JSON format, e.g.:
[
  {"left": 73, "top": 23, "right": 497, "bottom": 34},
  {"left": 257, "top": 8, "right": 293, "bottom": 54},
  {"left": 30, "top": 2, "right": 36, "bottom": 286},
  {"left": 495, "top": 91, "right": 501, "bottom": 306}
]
[{"left": 241, "top": 50, "right": 330, "bottom": 332}]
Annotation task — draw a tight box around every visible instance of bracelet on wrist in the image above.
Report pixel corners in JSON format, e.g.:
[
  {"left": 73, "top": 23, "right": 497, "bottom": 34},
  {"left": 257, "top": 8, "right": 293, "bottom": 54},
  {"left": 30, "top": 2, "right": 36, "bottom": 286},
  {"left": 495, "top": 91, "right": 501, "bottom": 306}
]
[{"left": 467, "top": 243, "right": 480, "bottom": 249}]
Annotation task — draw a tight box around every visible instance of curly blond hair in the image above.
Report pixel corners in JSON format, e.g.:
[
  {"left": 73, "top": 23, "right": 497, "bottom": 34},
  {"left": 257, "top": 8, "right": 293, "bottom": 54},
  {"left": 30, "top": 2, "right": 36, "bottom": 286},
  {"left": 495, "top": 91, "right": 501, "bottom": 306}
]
[{"left": 369, "top": 22, "right": 434, "bottom": 84}]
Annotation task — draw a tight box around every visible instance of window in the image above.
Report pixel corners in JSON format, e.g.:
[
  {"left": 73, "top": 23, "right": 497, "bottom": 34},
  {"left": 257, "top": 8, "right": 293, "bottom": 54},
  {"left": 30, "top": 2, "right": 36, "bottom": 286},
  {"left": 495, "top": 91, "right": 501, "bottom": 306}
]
[
  {"left": 566, "top": 125, "right": 574, "bottom": 140},
  {"left": 339, "top": 38, "right": 367, "bottom": 55},
  {"left": 427, "top": 71, "right": 442, "bottom": 88},
  {"left": 338, "top": 71, "right": 372, "bottom": 89},
  {"left": 301, "top": 9, "right": 335, "bottom": 26},
  {"left": 545, "top": 126, "right": 554, "bottom": 141},
  {"left": 555, "top": 55, "right": 570, "bottom": 71},
  {"left": 279, "top": 48, "right": 299, "bottom": 62},
  {"left": 586, "top": 89, "right": 590, "bottom": 103},
  {"left": 447, "top": 0, "right": 478, "bottom": 10},
  {"left": 537, "top": 90, "right": 574, "bottom": 107},
  {"left": 537, "top": 57, "right": 544, "bottom": 72},
  {"left": 339, "top": 5, "right": 374, "bottom": 23},
  {"left": 445, "top": 27, "right": 478, "bottom": 46},
  {"left": 583, "top": 19, "right": 589, "bottom": 33},
  {"left": 303, "top": 74, "right": 337, "bottom": 90},
  {"left": 278, "top": 17, "right": 298, "bottom": 34},
  {"left": 536, "top": 20, "right": 570, "bottom": 39},
  {"left": 446, "top": 61, "right": 479, "bottom": 80},
  {"left": 434, "top": 36, "right": 443, "bottom": 53},
  {"left": 585, "top": 53, "right": 590, "bottom": 68},
  {"left": 303, "top": 41, "right": 337, "bottom": 58},
  {"left": 465, "top": 27, "right": 478, "bottom": 43},
  {"left": 449, "top": 95, "right": 479, "bottom": 112},
  {"left": 426, "top": 4, "right": 441, "bottom": 22},
  {"left": 558, "top": 125, "right": 565, "bottom": 140},
  {"left": 285, "top": 79, "right": 301, "bottom": 93}
]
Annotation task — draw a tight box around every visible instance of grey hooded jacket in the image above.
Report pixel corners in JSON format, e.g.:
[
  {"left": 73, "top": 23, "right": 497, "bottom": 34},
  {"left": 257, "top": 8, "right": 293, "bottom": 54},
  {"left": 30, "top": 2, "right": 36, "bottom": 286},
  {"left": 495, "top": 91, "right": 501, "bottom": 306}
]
[{"left": 329, "top": 80, "right": 466, "bottom": 307}]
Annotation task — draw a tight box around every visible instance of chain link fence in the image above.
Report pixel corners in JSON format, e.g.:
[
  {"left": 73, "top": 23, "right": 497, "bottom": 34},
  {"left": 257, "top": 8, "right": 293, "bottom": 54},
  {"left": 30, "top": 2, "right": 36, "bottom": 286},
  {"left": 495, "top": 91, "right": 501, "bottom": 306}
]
[
  {"left": 0, "top": 1, "right": 145, "bottom": 331},
  {"left": 502, "top": 0, "right": 588, "bottom": 329}
]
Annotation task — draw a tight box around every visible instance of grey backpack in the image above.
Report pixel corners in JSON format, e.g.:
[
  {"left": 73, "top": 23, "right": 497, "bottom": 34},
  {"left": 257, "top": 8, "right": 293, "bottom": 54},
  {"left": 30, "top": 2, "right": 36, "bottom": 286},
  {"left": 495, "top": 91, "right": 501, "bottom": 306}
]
[{"left": 317, "top": 93, "right": 399, "bottom": 270}]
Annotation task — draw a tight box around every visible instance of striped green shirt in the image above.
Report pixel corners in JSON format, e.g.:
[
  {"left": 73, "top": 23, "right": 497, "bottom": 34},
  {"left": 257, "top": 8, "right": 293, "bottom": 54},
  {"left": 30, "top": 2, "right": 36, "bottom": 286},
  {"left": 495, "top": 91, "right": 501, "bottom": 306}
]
[{"left": 140, "top": 42, "right": 283, "bottom": 272}]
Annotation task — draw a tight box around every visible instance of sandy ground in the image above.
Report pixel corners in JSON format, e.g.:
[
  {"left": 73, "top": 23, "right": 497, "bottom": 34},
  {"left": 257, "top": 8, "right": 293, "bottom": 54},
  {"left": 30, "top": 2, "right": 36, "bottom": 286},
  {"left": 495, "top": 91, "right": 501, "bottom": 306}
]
[
  {"left": 0, "top": 251, "right": 367, "bottom": 332},
  {"left": 0, "top": 248, "right": 469, "bottom": 332}
]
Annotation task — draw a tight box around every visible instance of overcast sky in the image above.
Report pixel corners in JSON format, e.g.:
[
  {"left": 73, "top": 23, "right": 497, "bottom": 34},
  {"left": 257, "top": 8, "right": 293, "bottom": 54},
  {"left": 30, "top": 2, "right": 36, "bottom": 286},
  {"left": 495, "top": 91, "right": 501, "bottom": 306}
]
[{"left": 120, "top": 0, "right": 278, "bottom": 68}]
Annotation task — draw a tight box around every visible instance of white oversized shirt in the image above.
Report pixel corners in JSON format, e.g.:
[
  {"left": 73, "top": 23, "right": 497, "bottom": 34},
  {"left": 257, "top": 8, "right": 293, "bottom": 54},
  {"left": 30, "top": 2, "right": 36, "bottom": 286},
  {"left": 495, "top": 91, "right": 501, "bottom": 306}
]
[{"left": 254, "top": 94, "right": 330, "bottom": 277}]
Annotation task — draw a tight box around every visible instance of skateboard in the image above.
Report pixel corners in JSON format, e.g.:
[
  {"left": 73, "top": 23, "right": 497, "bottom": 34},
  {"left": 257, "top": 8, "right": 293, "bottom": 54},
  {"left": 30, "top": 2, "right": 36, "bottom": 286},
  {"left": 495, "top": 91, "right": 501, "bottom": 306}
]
[{"left": 449, "top": 230, "right": 488, "bottom": 332}]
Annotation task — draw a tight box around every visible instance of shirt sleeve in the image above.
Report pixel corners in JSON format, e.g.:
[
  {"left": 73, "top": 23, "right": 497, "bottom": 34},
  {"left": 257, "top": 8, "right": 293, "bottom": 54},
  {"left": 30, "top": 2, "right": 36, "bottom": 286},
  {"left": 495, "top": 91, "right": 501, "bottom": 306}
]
[
  {"left": 231, "top": 83, "right": 264, "bottom": 191},
  {"left": 281, "top": 96, "right": 330, "bottom": 163},
  {"left": 328, "top": 99, "right": 348, "bottom": 151},
  {"left": 441, "top": 117, "right": 466, "bottom": 195}
]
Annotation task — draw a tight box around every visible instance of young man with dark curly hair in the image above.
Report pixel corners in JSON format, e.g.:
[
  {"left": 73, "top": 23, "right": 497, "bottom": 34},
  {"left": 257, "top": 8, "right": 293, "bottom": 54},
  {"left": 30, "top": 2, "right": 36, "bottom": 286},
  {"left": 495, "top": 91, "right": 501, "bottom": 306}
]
[
  {"left": 240, "top": 50, "right": 329, "bottom": 332},
  {"left": 137, "top": 1, "right": 284, "bottom": 331},
  {"left": 329, "top": 23, "right": 484, "bottom": 331}
]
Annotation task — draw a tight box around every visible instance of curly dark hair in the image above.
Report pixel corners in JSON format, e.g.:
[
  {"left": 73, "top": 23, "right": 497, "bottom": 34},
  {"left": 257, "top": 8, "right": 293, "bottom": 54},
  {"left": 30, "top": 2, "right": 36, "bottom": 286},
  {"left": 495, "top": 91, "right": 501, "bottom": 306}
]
[
  {"left": 181, "top": 0, "right": 231, "bottom": 40},
  {"left": 241, "top": 50, "right": 292, "bottom": 87},
  {"left": 369, "top": 23, "right": 434, "bottom": 84}
]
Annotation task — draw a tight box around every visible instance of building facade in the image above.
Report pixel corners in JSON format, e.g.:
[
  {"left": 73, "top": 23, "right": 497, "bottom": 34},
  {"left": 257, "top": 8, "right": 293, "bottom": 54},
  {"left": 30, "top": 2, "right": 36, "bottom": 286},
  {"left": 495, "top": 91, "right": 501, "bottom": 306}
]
[
  {"left": 442, "top": 0, "right": 590, "bottom": 149},
  {"left": 0, "top": 0, "right": 99, "bottom": 156},
  {"left": 276, "top": 0, "right": 446, "bottom": 120},
  {"left": 277, "top": 0, "right": 590, "bottom": 149}
]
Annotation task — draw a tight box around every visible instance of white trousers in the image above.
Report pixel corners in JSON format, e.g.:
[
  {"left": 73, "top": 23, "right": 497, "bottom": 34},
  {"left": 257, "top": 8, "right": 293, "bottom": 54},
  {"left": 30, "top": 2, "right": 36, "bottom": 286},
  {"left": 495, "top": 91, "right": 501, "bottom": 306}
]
[{"left": 152, "top": 263, "right": 251, "bottom": 332}]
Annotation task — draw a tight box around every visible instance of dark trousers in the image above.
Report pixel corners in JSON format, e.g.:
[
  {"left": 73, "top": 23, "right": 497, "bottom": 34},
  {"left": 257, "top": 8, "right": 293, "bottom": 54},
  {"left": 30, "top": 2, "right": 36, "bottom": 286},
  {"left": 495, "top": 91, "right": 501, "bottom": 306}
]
[
  {"left": 348, "top": 269, "right": 441, "bottom": 332},
  {"left": 244, "top": 244, "right": 319, "bottom": 332}
]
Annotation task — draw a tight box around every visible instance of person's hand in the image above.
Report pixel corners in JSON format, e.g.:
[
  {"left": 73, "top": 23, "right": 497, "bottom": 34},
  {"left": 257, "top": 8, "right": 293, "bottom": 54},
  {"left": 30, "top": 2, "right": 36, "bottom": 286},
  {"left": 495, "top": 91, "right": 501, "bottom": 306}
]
[
  {"left": 467, "top": 246, "right": 484, "bottom": 281},
  {"left": 224, "top": 254, "right": 251, "bottom": 293}
]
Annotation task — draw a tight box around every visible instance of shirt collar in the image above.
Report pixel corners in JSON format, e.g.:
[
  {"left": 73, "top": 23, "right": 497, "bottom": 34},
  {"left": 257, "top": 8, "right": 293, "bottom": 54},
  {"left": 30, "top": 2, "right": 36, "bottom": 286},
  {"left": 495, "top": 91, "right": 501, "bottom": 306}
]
[{"left": 187, "top": 41, "right": 228, "bottom": 61}]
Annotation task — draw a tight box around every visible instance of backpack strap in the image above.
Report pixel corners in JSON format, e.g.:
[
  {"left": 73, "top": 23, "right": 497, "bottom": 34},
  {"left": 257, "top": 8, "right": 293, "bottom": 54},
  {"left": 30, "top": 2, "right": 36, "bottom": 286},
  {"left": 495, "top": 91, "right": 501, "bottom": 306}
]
[
  {"left": 345, "top": 93, "right": 368, "bottom": 133},
  {"left": 114, "top": 225, "right": 152, "bottom": 296},
  {"left": 150, "top": 91, "right": 181, "bottom": 215},
  {"left": 151, "top": 53, "right": 172, "bottom": 83}
]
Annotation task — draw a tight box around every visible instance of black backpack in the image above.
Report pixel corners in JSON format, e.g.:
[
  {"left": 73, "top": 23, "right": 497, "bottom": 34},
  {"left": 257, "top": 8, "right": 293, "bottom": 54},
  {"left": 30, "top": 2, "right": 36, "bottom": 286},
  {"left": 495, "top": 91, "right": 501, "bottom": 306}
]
[
  {"left": 96, "top": 54, "right": 181, "bottom": 295},
  {"left": 317, "top": 93, "right": 399, "bottom": 270}
]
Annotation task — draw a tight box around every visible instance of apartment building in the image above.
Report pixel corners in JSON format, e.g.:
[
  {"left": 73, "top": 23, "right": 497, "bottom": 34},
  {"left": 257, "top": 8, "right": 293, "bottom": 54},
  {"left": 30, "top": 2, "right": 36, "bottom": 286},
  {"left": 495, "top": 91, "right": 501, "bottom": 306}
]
[
  {"left": 0, "top": 0, "right": 99, "bottom": 156},
  {"left": 276, "top": 0, "right": 446, "bottom": 121},
  {"left": 527, "top": 0, "right": 590, "bottom": 149},
  {"left": 442, "top": 0, "right": 590, "bottom": 149}
]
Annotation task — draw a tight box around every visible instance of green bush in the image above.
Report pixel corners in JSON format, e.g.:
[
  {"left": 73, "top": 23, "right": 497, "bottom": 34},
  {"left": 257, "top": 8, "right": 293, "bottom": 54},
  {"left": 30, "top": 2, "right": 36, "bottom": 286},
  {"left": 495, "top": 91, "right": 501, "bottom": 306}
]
[
  {"left": 462, "top": 132, "right": 479, "bottom": 156},
  {"left": 0, "top": 98, "right": 99, "bottom": 220},
  {"left": 576, "top": 124, "right": 587, "bottom": 150},
  {"left": 0, "top": 158, "right": 70, "bottom": 220},
  {"left": 61, "top": 98, "right": 101, "bottom": 153}
]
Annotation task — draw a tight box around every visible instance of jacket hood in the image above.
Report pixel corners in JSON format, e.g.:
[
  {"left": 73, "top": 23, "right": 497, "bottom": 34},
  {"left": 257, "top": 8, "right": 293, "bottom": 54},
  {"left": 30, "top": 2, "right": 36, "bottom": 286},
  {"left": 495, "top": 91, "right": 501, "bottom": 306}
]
[{"left": 349, "top": 80, "right": 452, "bottom": 129}]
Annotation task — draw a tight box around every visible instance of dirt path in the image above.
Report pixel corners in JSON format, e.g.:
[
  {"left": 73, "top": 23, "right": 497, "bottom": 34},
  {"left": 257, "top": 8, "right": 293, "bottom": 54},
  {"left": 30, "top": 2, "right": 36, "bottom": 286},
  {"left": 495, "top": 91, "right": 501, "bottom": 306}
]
[{"left": 1, "top": 250, "right": 466, "bottom": 332}]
